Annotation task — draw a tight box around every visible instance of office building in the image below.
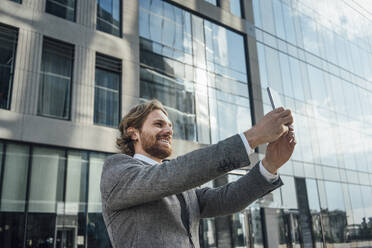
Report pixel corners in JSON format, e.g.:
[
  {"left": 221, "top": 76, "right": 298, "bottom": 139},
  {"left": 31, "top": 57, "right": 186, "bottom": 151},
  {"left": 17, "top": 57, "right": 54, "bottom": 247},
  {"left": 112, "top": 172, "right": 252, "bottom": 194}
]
[{"left": 0, "top": 0, "right": 371, "bottom": 247}]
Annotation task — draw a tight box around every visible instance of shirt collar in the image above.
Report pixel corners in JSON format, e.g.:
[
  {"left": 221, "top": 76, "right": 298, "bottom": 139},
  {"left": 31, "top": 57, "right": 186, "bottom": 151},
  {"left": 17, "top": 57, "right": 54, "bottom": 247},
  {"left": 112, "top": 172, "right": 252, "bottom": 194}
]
[{"left": 133, "top": 154, "right": 159, "bottom": 165}]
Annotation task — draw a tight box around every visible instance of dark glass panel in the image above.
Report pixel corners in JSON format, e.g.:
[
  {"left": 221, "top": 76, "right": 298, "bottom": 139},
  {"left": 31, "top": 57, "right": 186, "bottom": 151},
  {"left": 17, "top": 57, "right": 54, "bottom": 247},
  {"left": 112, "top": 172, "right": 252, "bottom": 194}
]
[
  {"left": 0, "top": 24, "right": 18, "bottom": 110},
  {"left": 0, "top": 143, "right": 29, "bottom": 248},
  {"left": 38, "top": 38, "right": 74, "bottom": 119},
  {"left": 26, "top": 147, "right": 66, "bottom": 248},
  {"left": 45, "top": 0, "right": 76, "bottom": 21},
  {"left": 94, "top": 66, "right": 120, "bottom": 127},
  {"left": 87, "top": 153, "right": 112, "bottom": 248},
  {"left": 199, "top": 218, "right": 217, "bottom": 248},
  {"left": 97, "top": 0, "right": 121, "bottom": 37}
]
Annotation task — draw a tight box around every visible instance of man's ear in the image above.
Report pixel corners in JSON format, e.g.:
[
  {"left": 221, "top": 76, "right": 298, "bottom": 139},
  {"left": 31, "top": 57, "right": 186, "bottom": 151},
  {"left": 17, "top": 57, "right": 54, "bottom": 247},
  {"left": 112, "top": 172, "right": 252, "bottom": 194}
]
[{"left": 127, "top": 127, "right": 139, "bottom": 141}]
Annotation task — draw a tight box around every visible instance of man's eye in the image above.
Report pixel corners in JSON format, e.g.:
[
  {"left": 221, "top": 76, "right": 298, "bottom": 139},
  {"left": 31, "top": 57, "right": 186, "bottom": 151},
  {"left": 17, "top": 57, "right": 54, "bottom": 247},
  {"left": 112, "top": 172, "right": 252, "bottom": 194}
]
[{"left": 155, "top": 123, "right": 162, "bottom": 127}]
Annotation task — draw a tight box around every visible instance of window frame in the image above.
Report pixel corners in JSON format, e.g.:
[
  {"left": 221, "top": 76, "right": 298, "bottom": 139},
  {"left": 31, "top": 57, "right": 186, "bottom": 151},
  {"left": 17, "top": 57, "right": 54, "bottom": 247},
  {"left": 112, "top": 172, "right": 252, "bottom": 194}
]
[
  {"left": 45, "top": 0, "right": 77, "bottom": 22},
  {"left": 0, "top": 23, "right": 19, "bottom": 111},
  {"left": 93, "top": 52, "right": 122, "bottom": 128},
  {"left": 96, "top": 0, "right": 123, "bottom": 37},
  {"left": 37, "top": 36, "right": 74, "bottom": 121}
]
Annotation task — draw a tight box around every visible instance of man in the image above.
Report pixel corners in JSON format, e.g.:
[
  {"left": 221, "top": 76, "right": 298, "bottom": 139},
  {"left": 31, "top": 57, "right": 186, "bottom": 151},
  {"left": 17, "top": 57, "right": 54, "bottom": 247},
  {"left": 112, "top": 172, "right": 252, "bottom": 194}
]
[{"left": 100, "top": 99, "right": 295, "bottom": 248}]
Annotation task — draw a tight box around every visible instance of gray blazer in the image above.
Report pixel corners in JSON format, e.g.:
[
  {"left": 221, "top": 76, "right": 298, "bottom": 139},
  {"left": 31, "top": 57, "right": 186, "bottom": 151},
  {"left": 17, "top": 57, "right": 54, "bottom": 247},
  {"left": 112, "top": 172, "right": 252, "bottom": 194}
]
[{"left": 100, "top": 134, "right": 282, "bottom": 248}]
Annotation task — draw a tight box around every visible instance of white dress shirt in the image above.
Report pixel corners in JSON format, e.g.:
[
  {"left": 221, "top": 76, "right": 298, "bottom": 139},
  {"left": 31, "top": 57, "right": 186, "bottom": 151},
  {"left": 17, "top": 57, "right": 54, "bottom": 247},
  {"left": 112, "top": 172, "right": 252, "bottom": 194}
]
[{"left": 134, "top": 134, "right": 279, "bottom": 184}]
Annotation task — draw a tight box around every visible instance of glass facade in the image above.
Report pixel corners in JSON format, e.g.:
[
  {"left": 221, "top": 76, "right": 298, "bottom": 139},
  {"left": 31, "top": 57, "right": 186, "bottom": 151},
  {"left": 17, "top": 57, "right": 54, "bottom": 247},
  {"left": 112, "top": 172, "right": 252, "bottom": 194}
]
[
  {"left": 94, "top": 53, "right": 121, "bottom": 127},
  {"left": 38, "top": 37, "right": 74, "bottom": 120},
  {"left": 45, "top": 0, "right": 76, "bottom": 22},
  {"left": 96, "top": 0, "right": 122, "bottom": 37},
  {"left": 0, "top": 140, "right": 111, "bottom": 248},
  {"left": 0, "top": 24, "right": 18, "bottom": 110},
  {"left": 139, "top": 0, "right": 251, "bottom": 143},
  {"left": 252, "top": 0, "right": 372, "bottom": 247}
]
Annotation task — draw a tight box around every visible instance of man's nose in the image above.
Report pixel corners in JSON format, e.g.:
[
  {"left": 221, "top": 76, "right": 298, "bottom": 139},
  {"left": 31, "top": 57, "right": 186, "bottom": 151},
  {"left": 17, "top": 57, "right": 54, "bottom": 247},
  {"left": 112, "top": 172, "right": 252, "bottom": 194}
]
[{"left": 164, "top": 125, "right": 173, "bottom": 136}]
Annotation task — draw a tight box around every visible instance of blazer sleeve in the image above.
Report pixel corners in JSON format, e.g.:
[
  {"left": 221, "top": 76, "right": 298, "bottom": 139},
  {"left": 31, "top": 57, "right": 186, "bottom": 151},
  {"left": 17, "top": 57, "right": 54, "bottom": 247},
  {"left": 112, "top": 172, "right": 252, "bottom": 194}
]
[
  {"left": 195, "top": 162, "right": 283, "bottom": 218},
  {"left": 100, "top": 134, "right": 251, "bottom": 211}
]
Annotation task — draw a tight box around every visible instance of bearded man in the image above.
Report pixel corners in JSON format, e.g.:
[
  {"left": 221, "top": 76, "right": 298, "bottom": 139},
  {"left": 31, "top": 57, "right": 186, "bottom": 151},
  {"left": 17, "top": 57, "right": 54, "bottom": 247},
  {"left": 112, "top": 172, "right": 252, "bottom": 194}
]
[{"left": 100, "top": 99, "right": 295, "bottom": 248}]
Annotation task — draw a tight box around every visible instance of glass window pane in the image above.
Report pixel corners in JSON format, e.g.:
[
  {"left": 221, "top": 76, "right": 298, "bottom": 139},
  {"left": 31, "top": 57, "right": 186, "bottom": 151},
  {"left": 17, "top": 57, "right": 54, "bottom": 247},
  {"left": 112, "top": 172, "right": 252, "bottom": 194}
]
[
  {"left": 230, "top": 0, "right": 242, "bottom": 17},
  {"left": 260, "top": 0, "right": 276, "bottom": 35},
  {"left": 45, "top": 0, "right": 76, "bottom": 21},
  {"left": 64, "top": 151, "right": 88, "bottom": 247},
  {"left": 281, "top": 176, "right": 297, "bottom": 209},
  {"left": 0, "top": 143, "right": 28, "bottom": 248},
  {"left": 38, "top": 38, "right": 74, "bottom": 119},
  {"left": 1, "top": 144, "right": 29, "bottom": 212},
  {"left": 97, "top": 0, "right": 122, "bottom": 37},
  {"left": 87, "top": 153, "right": 111, "bottom": 247},
  {"left": 26, "top": 147, "right": 66, "bottom": 247},
  {"left": 323, "top": 181, "right": 347, "bottom": 245},
  {"left": 94, "top": 68, "right": 120, "bottom": 127},
  {"left": 28, "top": 147, "right": 65, "bottom": 212},
  {"left": 204, "top": 0, "right": 217, "bottom": 5},
  {"left": 0, "top": 24, "right": 18, "bottom": 110}
]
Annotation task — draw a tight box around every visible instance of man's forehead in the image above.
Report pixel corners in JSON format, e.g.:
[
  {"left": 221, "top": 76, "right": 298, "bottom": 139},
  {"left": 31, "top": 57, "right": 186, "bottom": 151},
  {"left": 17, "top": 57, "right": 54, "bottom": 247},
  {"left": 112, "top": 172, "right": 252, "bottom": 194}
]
[{"left": 148, "top": 110, "right": 172, "bottom": 124}]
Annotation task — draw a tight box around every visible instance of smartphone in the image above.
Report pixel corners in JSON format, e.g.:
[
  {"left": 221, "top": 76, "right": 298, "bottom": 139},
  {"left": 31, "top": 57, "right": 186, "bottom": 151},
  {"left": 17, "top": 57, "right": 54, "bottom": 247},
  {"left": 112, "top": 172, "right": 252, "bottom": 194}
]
[{"left": 267, "top": 87, "right": 283, "bottom": 110}]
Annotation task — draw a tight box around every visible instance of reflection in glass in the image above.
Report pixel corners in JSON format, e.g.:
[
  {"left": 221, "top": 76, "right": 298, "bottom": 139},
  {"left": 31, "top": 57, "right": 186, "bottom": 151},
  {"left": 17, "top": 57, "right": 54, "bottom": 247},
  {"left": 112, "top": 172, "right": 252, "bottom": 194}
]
[
  {"left": 247, "top": 206, "right": 264, "bottom": 248},
  {"left": 46, "top": 0, "right": 76, "bottom": 21},
  {"left": 97, "top": 0, "right": 121, "bottom": 37},
  {"left": 94, "top": 53, "right": 121, "bottom": 128},
  {"left": 139, "top": 0, "right": 251, "bottom": 143},
  {"left": 231, "top": 212, "right": 247, "bottom": 247},
  {"left": 323, "top": 181, "right": 347, "bottom": 246},
  {"left": 229, "top": 0, "right": 242, "bottom": 17},
  {"left": 0, "top": 24, "right": 18, "bottom": 110},
  {"left": 63, "top": 151, "right": 89, "bottom": 247},
  {"left": 281, "top": 176, "right": 298, "bottom": 209},
  {"left": 38, "top": 38, "right": 74, "bottom": 119},
  {"left": 204, "top": 0, "right": 217, "bottom": 6},
  {"left": 305, "top": 179, "right": 324, "bottom": 247},
  {"left": 200, "top": 218, "right": 217, "bottom": 248},
  {"left": 347, "top": 184, "right": 369, "bottom": 244},
  {"left": 0, "top": 143, "right": 28, "bottom": 248},
  {"left": 27, "top": 147, "right": 66, "bottom": 248},
  {"left": 87, "top": 153, "right": 112, "bottom": 248},
  {"left": 140, "top": 67, "right": 196, "bottom": 141}
]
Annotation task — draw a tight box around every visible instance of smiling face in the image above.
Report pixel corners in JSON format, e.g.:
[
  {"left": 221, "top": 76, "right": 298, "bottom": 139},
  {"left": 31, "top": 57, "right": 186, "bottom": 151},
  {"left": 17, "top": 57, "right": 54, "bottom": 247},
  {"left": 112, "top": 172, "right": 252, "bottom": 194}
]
[{"left": 130, "top": 109, "right": 173, "bottom": 162}]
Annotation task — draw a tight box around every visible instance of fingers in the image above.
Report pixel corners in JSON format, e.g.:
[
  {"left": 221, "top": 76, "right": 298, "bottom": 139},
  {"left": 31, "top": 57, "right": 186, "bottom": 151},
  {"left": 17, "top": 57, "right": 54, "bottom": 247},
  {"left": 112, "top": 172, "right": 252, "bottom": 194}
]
[
  {"left": 280, "top": 114, "right": 294, "bottom": 125},
  {"left": 272, "top": 107, "right": 285, "bottom": 113}
]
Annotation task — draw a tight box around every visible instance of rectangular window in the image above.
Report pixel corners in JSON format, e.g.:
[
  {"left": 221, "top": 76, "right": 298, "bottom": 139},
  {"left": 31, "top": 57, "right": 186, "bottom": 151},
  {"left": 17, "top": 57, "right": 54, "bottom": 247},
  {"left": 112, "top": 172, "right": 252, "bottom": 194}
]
[
  {"left": 204, "top": 0, "right": 217, "bottom": 6},
  {"left": 94, "top": 53, "right": 121, "bottom": 127},
  {"left": 97, "top": 0, "right": 122, "bottom": 37},
  {"left": 230, "top": 0, "right": 243, "bottom": 17},
  {"left": 9, "top": 0, "right": 22, "bottom": 3},
  {"left": 38, "top": 37, "right": 74, "bottom": 119},
  {"left": 0, "top": 23, "right": 18, "bottom": 110},
  {"left": 45, "top": 0, "right": 76, "bottom": 22}
]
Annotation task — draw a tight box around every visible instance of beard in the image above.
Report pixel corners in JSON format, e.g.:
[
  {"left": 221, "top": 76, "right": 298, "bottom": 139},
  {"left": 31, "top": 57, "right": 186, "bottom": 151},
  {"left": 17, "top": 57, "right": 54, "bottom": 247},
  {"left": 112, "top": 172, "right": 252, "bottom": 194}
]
[{"left": 140, "top": 131, "right": 172, "bottom": 159}]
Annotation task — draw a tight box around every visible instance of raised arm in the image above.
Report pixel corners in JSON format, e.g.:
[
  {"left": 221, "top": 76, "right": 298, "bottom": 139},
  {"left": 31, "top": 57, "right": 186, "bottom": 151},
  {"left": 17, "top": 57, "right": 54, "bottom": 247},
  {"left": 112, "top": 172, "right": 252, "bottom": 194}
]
[
  {"left": 100, "top": 134, "right": 250, "bottom": 211},
  {"left": 196, "top": 162, "right": 282, "bottom": 218}
]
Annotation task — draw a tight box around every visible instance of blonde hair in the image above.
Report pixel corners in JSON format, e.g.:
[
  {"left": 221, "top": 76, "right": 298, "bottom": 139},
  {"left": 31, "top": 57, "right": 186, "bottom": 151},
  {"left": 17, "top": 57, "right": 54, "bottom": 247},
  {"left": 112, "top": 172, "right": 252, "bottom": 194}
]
[{"left": 116, "top": 99, "right": 167, "bottom": 156}]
